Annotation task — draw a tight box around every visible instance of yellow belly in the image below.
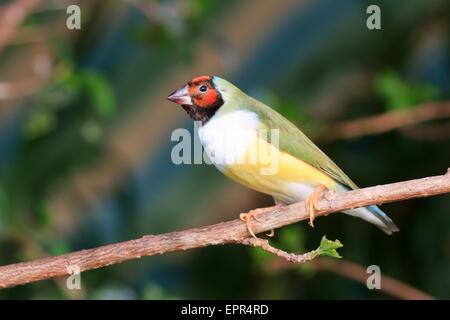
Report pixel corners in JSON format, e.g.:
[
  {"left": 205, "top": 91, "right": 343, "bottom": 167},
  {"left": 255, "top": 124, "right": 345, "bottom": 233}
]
[{"left": 220, "top": 136, "right": 339, "bottom": 203}]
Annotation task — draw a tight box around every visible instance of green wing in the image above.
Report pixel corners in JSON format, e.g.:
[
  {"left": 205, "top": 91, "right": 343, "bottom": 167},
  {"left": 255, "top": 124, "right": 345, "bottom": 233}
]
[{"left": 246, "top": 97, "right": 359, "bottom": 190}]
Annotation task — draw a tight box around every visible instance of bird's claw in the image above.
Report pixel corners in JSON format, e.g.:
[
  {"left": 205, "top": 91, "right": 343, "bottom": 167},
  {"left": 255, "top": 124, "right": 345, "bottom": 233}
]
[
  {"left": 240, "top": 209, "right": 263, "bottom": 238},
  {"left": 305, "top": 184, "right": 327, "bottom": 228}
]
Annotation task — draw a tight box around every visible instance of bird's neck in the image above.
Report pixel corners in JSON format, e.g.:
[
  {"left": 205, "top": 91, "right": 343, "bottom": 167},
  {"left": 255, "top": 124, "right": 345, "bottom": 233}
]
[{"left": 182, "top": 104, "right": 221, "bottom": 125}]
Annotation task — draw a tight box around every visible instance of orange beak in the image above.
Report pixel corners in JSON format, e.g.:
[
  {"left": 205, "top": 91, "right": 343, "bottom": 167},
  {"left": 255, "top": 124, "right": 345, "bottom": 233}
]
[{"left": 167, "top": 85, "right": 192, "bottom": 105}]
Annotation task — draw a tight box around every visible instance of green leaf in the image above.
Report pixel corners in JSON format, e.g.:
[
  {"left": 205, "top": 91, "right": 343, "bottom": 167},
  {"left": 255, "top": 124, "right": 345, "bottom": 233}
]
[{"left": 312, "top": 236, "right": 343, "bottom": 259}]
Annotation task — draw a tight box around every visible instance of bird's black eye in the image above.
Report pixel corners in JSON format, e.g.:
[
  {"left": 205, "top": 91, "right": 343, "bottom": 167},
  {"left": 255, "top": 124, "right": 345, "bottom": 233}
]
[{"left": 199, "top": 84, "right": 208, "bottom": 93}]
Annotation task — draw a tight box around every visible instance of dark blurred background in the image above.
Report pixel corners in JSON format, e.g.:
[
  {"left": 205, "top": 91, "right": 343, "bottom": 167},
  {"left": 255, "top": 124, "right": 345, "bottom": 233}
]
[{"left": 0, "top": 0, "right": 449, "bottom": 299}]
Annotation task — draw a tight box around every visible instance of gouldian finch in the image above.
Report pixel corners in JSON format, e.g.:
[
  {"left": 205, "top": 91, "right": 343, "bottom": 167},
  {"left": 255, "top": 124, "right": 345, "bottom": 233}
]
[{"left": 168, "top": 76, "right": 399, "bottom": 237}]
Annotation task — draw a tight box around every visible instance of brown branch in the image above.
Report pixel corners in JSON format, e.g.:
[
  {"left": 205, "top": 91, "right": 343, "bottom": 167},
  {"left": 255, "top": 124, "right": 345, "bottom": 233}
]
[
  {"left": 0, "top": 78, "right": 43, "bottom": 100},
  {"left": 399, "top": 120, "right": 450, "bottom": 142},
  {"left": 320, "top": 101, "right": 450, "bottom": 142},
  {"left": 241, "top": 237, "right": 317, "bottom": 263},
  {"left": 0, "top": 170, "right": 449, "bottom": 289},
  {"left": 8, "top": 232, "right": 85, "bottom": 299},
  {"left": 269, "top": 257, "right": 435, "bottom": 300},
  {"left": 0, "top": 0, "right": 41, "bottom": 54}
]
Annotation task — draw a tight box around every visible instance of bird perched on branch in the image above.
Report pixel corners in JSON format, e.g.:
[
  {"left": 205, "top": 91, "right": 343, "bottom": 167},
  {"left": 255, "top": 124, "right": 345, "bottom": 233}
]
[{"left": 168, "top": 76, "right": 399, "bottom": 237}]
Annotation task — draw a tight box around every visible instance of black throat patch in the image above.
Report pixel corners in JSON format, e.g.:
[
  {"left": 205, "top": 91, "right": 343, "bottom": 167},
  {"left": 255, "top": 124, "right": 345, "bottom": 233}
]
[{"left": 181, "top": 100, "right": 223, "bottom": 125}]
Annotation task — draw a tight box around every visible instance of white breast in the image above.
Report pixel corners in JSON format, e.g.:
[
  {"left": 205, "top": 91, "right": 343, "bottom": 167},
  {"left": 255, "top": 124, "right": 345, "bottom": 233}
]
[
  {"left": 287, "top": 183, "right": 316, "bottom": 202},
  {"left": 198, "top": 110, "right": 259, "bottom": 169}
]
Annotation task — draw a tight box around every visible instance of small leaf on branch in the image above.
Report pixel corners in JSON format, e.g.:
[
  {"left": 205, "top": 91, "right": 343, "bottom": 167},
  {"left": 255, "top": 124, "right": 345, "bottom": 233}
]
[{"left": 312, "top": 236, "right": 343, "bottom": 259}]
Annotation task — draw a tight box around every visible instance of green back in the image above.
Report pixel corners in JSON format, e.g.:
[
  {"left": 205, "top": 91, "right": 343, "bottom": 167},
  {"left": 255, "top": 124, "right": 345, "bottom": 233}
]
[{"left": 218, "top": 88, "right": 359, "bottom": 190}]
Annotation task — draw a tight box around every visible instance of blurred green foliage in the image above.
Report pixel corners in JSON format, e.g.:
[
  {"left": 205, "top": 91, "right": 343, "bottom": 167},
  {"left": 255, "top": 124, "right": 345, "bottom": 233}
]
[
  {"left": 24, "top": 68, "right": 115, "bottom": 140},
  {"left": 0, "top": 0, "right": 449, "bottom": 300},
  {"left": 375, "top": 70, "right": 439, "bottom": 110}
]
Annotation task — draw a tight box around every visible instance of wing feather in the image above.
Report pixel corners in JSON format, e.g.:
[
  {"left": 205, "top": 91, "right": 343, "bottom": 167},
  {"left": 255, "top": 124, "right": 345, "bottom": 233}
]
[{"left": 246, "top": 98, "right": 359, "bottom": 190}]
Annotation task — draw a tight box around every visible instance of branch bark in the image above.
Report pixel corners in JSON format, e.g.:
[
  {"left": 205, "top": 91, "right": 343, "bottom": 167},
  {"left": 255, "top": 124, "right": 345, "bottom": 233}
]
[
  {"left": 0, "top": 0, "right": 41, "bottom": 54},
  {"left": 0, "top": 170, "right": 449, "bottom": 289},
  {"left": 320, "top": 101, "right": 450, "bottom": 142},
  {"left": 242, "top": 237, "right": 319, "bottom": 263},
  {"left": 269, "top": 257, "right": 435, "bottom": 300}
]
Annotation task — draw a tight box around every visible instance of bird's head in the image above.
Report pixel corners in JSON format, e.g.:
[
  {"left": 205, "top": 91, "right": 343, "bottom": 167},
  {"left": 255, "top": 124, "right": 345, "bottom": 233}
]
[{"left": 168, "top": 76, "right": 225, "bottom": 124}]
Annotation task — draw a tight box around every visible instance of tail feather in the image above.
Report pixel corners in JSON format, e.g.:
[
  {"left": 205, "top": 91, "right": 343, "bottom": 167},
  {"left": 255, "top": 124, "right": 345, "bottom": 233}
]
[
  {"left": 366, "top": 205, "right": 399, "bottom": 235},
  {"left": 343, "top": 205, "right": 399, "bottom": 235}
]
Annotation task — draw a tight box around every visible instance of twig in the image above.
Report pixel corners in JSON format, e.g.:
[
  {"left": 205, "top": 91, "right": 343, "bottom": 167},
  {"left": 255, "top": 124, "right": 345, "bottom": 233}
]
[
  {"left": 0, "top": 0, "right": 41, "bottom": 54},
  {"left": 399, "top": 120, "right": 450, "bottom": 142},
  {"left": 0, "top": 170, "right": 449, "bottom": 289},
  {"left": 0, "top": 79, "right": 42, "bottom": 100},
  {"left": 241, "top": 238, "right": 315, "bottom": 263},
  {"left": 320, "top": 101, "right": 450, "bottom": 142}
]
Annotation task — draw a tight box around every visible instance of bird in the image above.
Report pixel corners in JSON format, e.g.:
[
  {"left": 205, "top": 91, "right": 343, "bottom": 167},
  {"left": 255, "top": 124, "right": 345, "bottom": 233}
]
[{"left": 167, "top": 76, "right": 399, "bottom": 237}]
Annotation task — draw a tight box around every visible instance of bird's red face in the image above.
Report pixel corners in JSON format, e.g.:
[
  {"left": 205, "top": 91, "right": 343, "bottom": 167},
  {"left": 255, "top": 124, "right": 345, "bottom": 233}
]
[{"left": 168, "top": 76, "right": 224, "bottom": 124}]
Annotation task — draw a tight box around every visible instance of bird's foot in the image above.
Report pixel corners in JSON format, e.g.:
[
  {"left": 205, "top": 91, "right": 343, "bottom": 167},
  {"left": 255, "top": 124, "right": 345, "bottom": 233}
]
[
  {"left": 305, "top": 184, "right": 327, "bottom": 228},
  {"left": 240, "top": 208, "right": 263, "bottom": 238}
]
